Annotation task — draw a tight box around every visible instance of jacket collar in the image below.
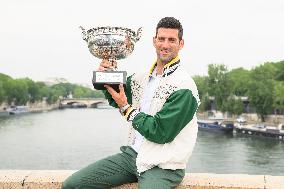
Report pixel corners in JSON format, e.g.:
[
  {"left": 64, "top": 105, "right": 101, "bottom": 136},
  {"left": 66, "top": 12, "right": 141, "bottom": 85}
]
[{"left": 148, "top": 56, "right": 181, "bottom": 77}]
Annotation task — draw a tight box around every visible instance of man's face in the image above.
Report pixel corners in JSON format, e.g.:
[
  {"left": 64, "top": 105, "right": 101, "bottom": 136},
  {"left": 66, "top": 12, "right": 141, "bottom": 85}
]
[{"left": 153, "top": 28, "right": 184, "bottom": 64}]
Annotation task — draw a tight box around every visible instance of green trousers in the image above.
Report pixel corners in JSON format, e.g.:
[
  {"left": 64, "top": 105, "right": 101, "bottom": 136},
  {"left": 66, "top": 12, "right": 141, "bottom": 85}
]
[{"left": 62, "top": 146, "right": 185, "bottom": 189}]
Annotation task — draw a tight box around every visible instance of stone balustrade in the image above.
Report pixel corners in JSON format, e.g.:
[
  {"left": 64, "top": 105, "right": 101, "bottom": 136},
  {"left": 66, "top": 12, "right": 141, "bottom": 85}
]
[{"left": 0, "top": 170, "right": 283, "bottom": 189}]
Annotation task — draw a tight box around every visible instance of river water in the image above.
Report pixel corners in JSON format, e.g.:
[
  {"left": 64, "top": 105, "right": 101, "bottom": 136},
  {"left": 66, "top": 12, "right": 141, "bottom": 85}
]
[{"left": 0, "top": 109, "right": 283, "bottom": 175}]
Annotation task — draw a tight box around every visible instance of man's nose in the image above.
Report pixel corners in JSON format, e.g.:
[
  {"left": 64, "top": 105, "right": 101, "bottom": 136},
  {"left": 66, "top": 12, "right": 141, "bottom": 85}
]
[{"left": 160, "top": 40, "right": 170, "bottom": 48}]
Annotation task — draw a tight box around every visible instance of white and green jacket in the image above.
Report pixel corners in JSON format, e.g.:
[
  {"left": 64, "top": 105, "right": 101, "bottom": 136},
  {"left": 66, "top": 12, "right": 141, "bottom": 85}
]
[{"left": 103, "top": 57, "right": 200, "bottom": 173}]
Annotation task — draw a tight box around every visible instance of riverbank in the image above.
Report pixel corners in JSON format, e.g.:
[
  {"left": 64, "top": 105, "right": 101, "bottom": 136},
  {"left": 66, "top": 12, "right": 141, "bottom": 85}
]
[
  {"left": 0, "top": 170, "right": 283, "bottom": 189},
  {"left": 26, "top": 101, "right": 59, "bottom": 113},
  {"left": 0, "top": 101, "right": 59, "bottom": 116}
]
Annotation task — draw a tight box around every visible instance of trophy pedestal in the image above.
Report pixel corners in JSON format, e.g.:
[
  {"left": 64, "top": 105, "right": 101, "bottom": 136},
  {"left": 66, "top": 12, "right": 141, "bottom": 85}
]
[{"left": 92, "top": 71, "right": 127, "bottom": 92}]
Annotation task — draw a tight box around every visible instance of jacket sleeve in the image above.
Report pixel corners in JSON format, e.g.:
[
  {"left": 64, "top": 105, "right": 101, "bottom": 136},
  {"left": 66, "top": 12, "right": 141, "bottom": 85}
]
[
  {"left": 102, "top": 75, "right": 133, "bottom": 108},
  {"left": 125, "top": 89, "right": 199, "bottom": 144}
]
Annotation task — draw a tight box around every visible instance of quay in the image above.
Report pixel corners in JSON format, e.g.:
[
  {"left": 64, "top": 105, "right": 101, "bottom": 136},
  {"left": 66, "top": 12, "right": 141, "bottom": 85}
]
[{"left": 0, "top": 170, "right": 283, "bottom": 189}]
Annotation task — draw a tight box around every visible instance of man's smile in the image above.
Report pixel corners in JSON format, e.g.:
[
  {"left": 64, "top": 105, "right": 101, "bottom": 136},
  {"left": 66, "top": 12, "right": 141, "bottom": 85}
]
[{"left": 160, "top": 49, "right": 170, "bottom": 56}]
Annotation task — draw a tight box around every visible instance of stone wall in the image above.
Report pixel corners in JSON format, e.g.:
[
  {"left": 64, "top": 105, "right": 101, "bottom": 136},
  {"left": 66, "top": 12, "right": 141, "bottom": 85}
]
[
  {"left": 0, "top": 102, "right": 8, "bottom": 111},
  {"left": 0, "top": 170, "right": 283, "bottom": 189},
  {"left": 242, "top": 113, "right": 284, "bottom": 125},
  {"left": 26, "top": 100, "right": 59, "bottom": 112},
  {"left": 0, "top": 101, "right": 59, "bottom": 114}
]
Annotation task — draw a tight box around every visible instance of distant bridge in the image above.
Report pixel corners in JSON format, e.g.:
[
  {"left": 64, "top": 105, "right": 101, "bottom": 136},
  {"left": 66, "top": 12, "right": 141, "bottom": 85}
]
[{"left": 59, "top": 98, "right": 108, "bottom": 108}]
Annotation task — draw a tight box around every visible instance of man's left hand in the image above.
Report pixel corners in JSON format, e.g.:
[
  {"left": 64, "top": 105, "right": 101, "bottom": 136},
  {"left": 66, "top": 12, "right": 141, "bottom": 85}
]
[{"left": 104, "top": 84, "right": 128, "bottom": 108}]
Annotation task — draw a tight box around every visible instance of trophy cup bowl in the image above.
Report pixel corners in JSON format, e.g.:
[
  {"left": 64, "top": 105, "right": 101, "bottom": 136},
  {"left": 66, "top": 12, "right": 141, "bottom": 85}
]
[{"left": 80, "top": 26, "right": 142, "bottom": 91}]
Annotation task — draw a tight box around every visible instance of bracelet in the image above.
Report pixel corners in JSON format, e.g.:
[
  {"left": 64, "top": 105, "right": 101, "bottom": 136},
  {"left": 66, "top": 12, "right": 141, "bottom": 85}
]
[{"left": 119, "top": 104, "right": 130, "bottom": 116}]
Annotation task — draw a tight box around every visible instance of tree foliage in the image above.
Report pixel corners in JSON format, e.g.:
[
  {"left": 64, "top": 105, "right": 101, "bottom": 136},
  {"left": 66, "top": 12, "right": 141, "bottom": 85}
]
[
  {"left": 0, "top": 73, "right": 103, "bottom": 106},
  {"left": 198, "top": 94, "right": 211, "bottom": 112},
  {"left": 192, "top": 75, "right": 208, "bottom": 100},
  {"left": 273, "top": 82, "right": 284, "bottom": 113},
  {"left": 226, "top": 97, "right": 244, "bottom": 116},
  {"left": 228, "top": 68, "right": 250, "bottom": 96},
  {"left": 246, "top": 64, "right": 276, "bottom": 121},
  {"left": 0, "top": 73, "right": 12, "bottom": 103},
  {"left": 273, "top": 61, "right": 284, "bottom": 81},
  {"left": 194, "top": 60, "right": 284, "bottom": 121},
  {"left": 207, "top": 64, "right": 232, "bottom": 112}
]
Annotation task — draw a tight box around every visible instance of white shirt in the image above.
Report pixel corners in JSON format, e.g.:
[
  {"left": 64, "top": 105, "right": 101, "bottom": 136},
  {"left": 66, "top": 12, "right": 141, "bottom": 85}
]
[{"left": 131, "top": 69, "right": 162, "bottom": 152}]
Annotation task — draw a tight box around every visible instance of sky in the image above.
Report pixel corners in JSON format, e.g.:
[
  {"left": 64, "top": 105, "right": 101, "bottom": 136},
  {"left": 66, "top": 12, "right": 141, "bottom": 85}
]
[{"left": 0, "top": 0, "right": 283, "bottom": 85}]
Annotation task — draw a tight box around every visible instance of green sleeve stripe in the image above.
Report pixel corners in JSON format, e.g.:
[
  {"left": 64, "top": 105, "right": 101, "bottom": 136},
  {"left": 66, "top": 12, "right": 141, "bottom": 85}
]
[
  {"left": 132, "top": 89, "right": 198, "bottom": 144},
  {"left": 125, "top": 74, "right": 133, "bottom": 105},
  {"left": 102, "top": 90, "right": 119, "bottom": 108},
  {"left": 102, "top": 74, "right": 133, "bottom": 108}
]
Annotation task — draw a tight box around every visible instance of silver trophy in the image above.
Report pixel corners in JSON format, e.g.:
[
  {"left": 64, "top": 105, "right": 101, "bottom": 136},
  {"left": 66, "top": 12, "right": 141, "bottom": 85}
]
[{"left": 80, "top": 26, "right": 142, "bottom": 91}]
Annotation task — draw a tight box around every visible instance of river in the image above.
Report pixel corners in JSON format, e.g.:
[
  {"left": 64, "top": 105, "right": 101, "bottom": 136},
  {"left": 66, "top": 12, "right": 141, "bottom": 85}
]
[{"left": 0, "top": 109, "right": 283, "bottom": 175}]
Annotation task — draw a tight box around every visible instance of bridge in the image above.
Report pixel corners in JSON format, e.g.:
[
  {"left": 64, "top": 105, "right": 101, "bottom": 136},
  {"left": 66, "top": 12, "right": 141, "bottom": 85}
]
[{"left": 59, "top": 98, "right": 109, "bottom": 108}]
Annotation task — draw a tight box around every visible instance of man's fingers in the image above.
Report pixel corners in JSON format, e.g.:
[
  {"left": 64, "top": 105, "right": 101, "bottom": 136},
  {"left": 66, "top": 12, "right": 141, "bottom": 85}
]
[
  {"left": 98, "top": 59, "right": 111, "bottom": 71},
  {"left": 99, "top": 59, "right": 118, "bottom": 70},
  {"left": 104, "top": 85, "right": 117, "bottom": 95},
  {"left": 98, "top": 66, "right": 106, "bottom": 71},
  {"left": 102, "top": 62, "right": 111, "bottom": 67},
  {"left": 101, "top": 59, "right": 112, "bottom": 68},
  {"left": 119, "top": 84, "right": 125, "bottom": 94},
  {"left": 105, "top": 84, "right": 128, "bottom": 107}
]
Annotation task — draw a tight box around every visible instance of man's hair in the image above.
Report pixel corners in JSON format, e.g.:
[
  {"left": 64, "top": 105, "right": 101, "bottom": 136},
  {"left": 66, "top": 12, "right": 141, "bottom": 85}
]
[{"left": 156, "top": 17, "right": 183, "bottom": 41}]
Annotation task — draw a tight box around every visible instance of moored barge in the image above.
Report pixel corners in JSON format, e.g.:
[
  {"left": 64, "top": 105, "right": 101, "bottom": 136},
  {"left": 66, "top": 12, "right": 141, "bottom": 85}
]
[{"left": 234, "top": 123, "right": 284, "bottom": 140}]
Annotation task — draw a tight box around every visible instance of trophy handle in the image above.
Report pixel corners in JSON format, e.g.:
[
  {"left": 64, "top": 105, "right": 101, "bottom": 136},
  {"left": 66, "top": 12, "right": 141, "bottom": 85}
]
[
  {"left": 134, "top": 27, "right": 142, "bottom": 42},
  {"left": 79, "top": 26, "right": 88, "bottom": 41}
]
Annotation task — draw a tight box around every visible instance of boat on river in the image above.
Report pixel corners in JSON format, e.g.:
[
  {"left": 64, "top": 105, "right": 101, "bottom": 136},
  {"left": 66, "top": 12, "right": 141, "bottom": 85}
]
[
  {"left": 234, "top": 123, "right": 284, "bottom": 140},
  {"left": 7, "top": 106, "right": 29, "bottom": 115},
  {"left": 197, "top": 120, "right": 234, "bottom": 133}
]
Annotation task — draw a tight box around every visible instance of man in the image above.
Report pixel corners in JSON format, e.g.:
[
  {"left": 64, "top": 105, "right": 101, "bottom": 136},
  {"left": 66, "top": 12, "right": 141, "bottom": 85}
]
[{"left": 62, "top": 17, "right": 200, "bottom": 189}]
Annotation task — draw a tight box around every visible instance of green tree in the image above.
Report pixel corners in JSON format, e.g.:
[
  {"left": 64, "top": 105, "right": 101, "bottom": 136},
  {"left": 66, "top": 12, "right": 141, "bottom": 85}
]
[
  {"left": 0, "top": 73, "right": 105, "bottom": 105},
  {"left": 207, "top": 64, "right": 232, "bottom": 112},
  {"left": 0, "top": 73, "right": 12, "bottom": 81},
  {"left": 225, "top": 96, "right": 243, "bottom": 116},
  {"left": 5, "top": 79, "right": 29, "bottom": 105},
  {"left": 91, "top": 90, "right": 104, "bottom": 98},
  {"left": 193, "top": 75, "right": 208, "bottom": 100},
  {"left": 73, "top": 87, "right": 85, "bottom": 98},
  {"left": 228, "top": 68, "right": 250, "bottom": 96},
  {"left": 198, "top": 94, "right": 211, "bottom": 112},
  {"left": 248, "top": 80, "right": 274, "bottom": 122},
  {"left": 36, "top": 82, "right": 49, "bottom": 99},
  {"left": 0, "top": 81, "right": 5, "bottom": 103},
  {"left": 0, "top": 73, "right": 12, "bottom": 103},
  {"left": 233, "top": 99, "right": 244, "bottom": 116},
  {"left": 250, "top": 63, "right": 277, "bottom": 81},
  {"left": 273, "top": 81, "right": 284, "bottom": 114},
  {"left": 51, "top": 83, "right": 75, "bottom": 98},
  {"left": 274, "top": 60, "right": 284, "bottom": 81},
  {"left": 21, "top": 78, "right": 41, "bottom": 102},
  {"left": 247, "top": 65, "right": 275, "bottom": 122}
]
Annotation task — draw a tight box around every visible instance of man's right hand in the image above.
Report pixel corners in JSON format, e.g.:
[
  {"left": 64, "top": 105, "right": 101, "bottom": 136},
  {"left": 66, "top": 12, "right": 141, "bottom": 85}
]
[{"left": 98, "top": 59, "right": 117, "bottom": 71}]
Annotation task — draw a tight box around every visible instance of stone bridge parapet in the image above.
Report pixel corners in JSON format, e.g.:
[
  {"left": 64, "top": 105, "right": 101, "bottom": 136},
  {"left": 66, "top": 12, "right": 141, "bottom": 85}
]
[
  {"left": 59, "top": 98, "right": 108, "bottom": 108},
  {"left": 0, "top": 170, "right": 283, "bottom": 189}
]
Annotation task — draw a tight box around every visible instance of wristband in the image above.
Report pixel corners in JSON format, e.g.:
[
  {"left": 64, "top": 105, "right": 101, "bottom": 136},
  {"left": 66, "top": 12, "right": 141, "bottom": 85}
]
[{"left": 119, "top": 104, "right": 130, "bottom": 116}]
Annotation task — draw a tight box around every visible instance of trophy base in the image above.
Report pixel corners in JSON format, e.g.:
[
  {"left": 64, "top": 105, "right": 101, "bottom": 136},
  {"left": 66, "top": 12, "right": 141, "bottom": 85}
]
[
  {"left": 92, "top": 83, "right": 126, "bottom": 92},
  {"left": 92, "top": 71, "right": 127, "bottom": 92}
]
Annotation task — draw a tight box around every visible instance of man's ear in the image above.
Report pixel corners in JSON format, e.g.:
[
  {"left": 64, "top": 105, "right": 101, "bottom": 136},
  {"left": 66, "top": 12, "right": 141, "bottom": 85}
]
[
  {"left": 179, "top": 39, "right": 184, "bottom": 50},
  {"left": 153, "top": 37, "right": 157, "bottom": 48}
]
